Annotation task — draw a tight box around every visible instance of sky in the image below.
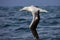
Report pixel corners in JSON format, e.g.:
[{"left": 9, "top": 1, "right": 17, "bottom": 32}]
[{"left": 0, "top": 0, "right": 60, "bottom": 6}]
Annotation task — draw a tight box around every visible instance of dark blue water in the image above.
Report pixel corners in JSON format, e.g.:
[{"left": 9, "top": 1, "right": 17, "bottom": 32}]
[{"left": 0, "top": 6, "right": 60, "bottom": 40}]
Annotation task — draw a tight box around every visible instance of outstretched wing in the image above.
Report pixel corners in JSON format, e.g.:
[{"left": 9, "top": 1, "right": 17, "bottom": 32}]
[{"left": 38, "top": 8, "right": 48, "bottom": 13}]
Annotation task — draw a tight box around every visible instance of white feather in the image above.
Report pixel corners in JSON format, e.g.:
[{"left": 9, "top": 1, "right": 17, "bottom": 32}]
[{"left": 20, "top": 5, "right": 48, "bottom": 13}]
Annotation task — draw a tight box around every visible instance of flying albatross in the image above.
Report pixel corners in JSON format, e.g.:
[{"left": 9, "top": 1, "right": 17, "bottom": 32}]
[{"left": 20, "top": 5, "right": 48, "bottom": 40}]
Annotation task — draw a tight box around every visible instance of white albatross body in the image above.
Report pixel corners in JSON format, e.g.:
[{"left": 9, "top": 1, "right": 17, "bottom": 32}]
[{"left": 20, "top": 5, "right": 48, "bottom": 40}]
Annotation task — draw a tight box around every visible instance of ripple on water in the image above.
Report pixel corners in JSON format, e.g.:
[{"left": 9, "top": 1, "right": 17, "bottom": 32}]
[{"left": 0, "top": 6, "right": 60, "bottom": 40}]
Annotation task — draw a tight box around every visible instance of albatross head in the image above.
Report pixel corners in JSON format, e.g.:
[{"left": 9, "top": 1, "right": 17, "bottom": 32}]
[{"left": 20, "top": 5, "right": 48, "bottom": 13}]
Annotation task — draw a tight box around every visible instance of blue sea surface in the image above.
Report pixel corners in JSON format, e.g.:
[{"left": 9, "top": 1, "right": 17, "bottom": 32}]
[{"left": 0, "top": 6, "right": 60, "bottom": 40}]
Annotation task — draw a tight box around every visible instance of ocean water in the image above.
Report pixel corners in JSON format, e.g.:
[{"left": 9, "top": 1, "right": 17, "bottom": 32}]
[{"left": 0, "top": 6, "right": 60, "bottom": 40}]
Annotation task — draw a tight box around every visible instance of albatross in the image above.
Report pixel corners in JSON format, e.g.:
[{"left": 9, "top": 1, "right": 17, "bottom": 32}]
[{"left": 20, "top": 5, "right": 48, "bottom": 40}]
